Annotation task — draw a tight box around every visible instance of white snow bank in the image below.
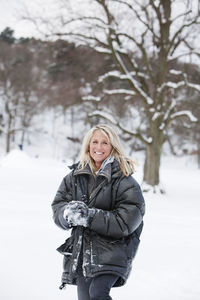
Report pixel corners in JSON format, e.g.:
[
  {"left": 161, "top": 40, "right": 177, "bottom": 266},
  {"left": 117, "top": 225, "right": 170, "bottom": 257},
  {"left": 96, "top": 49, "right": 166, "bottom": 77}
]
[
  {"left": 0, "top": 149, "right": 72, "bottom": 171},
  {"left": 0, "top": 149, "right": 34, "bottom": 168}
]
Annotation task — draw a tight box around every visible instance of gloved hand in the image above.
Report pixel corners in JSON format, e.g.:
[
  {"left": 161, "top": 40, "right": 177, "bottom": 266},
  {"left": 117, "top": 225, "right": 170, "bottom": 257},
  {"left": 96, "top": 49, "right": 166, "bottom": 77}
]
[{"left": 63, "top": 201, "right": 95, "bottom": 227}]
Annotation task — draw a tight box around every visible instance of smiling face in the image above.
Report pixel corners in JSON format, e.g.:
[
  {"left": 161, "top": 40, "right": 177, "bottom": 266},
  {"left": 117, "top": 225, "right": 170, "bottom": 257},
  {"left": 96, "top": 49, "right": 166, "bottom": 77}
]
[{"left": 89, "top": 130, "right": 112, "bottom": 170}]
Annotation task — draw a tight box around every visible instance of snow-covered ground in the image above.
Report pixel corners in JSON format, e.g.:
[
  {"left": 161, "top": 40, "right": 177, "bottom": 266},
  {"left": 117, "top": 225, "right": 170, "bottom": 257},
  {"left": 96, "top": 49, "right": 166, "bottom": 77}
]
[{"left": 0, "top": 150, "right": 199, "bottom": 300}]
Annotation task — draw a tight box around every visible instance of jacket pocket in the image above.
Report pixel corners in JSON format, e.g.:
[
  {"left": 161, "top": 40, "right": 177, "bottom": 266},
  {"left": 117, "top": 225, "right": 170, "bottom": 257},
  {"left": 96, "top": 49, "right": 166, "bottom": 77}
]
[
  {"left": 95, "top": 237, "right": 127, "bottom": 267},
  {"left": 57, "top": 236, "right": 73, "bottom": 255},
  {"left": 57, "top": 236, "right": 74, "bottom": 274}
]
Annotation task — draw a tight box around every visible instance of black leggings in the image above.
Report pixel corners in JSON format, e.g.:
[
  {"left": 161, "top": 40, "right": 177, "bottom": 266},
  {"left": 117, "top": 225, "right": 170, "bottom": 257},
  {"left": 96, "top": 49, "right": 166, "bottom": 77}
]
[{"left": 77, "top": 273, "right": 119, "bottom": 300}]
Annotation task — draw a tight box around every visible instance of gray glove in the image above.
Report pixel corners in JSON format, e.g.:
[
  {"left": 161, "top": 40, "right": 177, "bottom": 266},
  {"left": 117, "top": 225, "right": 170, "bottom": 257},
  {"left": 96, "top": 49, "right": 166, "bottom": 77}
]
[{"left": 63, "top": 201, "right": 95, "bottom": 227}]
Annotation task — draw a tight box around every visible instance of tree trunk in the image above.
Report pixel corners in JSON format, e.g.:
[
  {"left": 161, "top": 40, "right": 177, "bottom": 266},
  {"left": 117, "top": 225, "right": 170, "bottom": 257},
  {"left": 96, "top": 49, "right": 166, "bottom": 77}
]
[
  {"left": 20, "top": 129, "right": 26, "bottom": 150},
  {"left": 6, "top": 133, "right": 10, "bottom": 153},
  {"left": 143, "top": 129, "right": 165, "bottom": 193},
  {"left": 6, "top": 117, "right": 12, "bottom": 153}
]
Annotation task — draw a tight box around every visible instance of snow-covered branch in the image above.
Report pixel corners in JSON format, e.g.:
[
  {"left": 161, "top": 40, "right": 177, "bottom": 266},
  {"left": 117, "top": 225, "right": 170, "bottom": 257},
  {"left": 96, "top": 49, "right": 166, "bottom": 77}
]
[
  {"left": 159, "top": 99, "right": 177, "bottom": 130},
  {"left": 117, "top": 122, "right": 153, "bottom": 145},
  {"left": 82, "top": 95, "right": 102, "bottom": 102},
  {"left": 113, "top": 51, "right": 153, "bottom": 105},
  {"left": 90, "top": 110, "right": 152, "bottom": 145},
  {"left": 170, "top": 110, "right": 198, "bottom": 122},
  {"left": 152, "top": 112, "right": 163, "bottom": 121},
  {"left": 103, "top": 89, "right": 136, "bottom": 96},
  {"left": 98, "top": 70, "right": 129, "bottom": 82},
  {"left": 89, "top": 110, "right": 117, "bottom": 125},
  {"left": 158, "top": 81, "right": 185, "bottom": 93},
  {"left": 126, "top": 72, "right": 153, "bottom": 105},
  {"left": 98, "top": 70, "right": 148, "bottom": 83},
  {"left": 169, "top": 69, "right": 183, "bottom": 76},
  {"left": 82, "top": 89, "right": 136, "bottom": 103},
  {"left": 158, "top": 76, "right": 200, "bottom": 95},
  {"left": 159, "top": 99, "right": 198, "bottom": 131},
  {"left": 93, "top": 46, "right": 112, "bottom": 54},
  {"left": 187, "top": 83, "right": 200, "bottom": 93}
]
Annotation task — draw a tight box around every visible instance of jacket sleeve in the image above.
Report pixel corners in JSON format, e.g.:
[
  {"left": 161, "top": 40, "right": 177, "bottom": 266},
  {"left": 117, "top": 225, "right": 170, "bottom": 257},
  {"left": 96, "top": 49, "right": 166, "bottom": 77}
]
[
  {"left": 51, "top": 172, "right": 74, "bottom": 230},
  {"left": 89, "top": 176, "right": 145, "bottom": 239}
]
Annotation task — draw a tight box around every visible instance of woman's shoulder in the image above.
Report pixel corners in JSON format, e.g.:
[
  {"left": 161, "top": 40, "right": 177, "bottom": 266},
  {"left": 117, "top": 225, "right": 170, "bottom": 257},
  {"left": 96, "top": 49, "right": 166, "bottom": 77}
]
[
  {"left": 117, "top": 175, "right": 145, "bottom": 209},
  {"left": 62, "top": 165, "right": 77, "bottom": 183},
  {"left": 114, "top": 173, "right": 142, "bottom": 198},
  {"left": 68, "top": 162, "right": 79, "bottom": 170},
  {"left": 63, "top": 162, "right": 80, "bottom": 178}
]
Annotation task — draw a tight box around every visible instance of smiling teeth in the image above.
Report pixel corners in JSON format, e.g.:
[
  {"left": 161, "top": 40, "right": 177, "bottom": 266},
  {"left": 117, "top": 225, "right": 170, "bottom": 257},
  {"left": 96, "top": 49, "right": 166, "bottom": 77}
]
[{"left": 96, "top": 152, "right": 103, "bottom": 154}]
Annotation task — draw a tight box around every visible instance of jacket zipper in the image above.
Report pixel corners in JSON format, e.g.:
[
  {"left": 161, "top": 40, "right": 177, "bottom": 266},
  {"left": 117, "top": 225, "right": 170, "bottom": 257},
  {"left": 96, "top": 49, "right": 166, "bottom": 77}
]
[{"left": 90, "top": 240, "right": 93, "bottom": 266}]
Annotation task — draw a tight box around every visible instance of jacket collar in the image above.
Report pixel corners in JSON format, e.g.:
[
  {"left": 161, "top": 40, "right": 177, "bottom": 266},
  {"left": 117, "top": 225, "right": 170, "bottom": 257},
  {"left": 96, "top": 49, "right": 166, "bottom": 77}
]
[{"left": 72, "top": 159, "right": 122, "bottom": 182}]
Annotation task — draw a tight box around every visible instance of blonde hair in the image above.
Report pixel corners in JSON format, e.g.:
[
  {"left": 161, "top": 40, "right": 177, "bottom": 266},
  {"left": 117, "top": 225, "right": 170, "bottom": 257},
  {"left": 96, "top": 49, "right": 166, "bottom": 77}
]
[{"left": 78, "top": 124, "right": 135, "bottom": 176}]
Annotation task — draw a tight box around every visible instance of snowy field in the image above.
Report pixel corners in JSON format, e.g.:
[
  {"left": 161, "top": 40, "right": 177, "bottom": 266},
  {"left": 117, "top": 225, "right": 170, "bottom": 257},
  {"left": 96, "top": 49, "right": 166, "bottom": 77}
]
[{"left": 0, "top": 150, "right": 199, "bottom": 300}]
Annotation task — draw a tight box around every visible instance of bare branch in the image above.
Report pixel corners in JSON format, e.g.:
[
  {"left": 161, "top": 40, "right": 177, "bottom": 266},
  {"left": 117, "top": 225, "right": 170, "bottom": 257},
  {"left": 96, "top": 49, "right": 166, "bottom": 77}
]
[
  {"left": 168, "top": 50, "right": 200, "bottom": 61},
  {"left": 168, "top": 18, "right": 199, "bottom": 56},
  {"left": 53, "top": 31, "right": 108, "bottom": 49},
  {"left": 113, "top": 50, "right": 154, "bottom": 105},
  {"left": 171, "top": 9, "right": 192, "bottom": 23},
  {"left": 61, "top": 16, "right": 107, "bottom": 27},
  {"left": 109, "top": 0, "right": 137, "bottom": 12}
]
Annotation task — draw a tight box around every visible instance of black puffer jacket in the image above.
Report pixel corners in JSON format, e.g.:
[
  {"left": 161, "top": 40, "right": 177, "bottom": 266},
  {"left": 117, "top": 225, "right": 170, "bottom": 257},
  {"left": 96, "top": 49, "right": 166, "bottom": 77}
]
[{"left": 52, "top": 160, "right": 145, "bottom": 287}]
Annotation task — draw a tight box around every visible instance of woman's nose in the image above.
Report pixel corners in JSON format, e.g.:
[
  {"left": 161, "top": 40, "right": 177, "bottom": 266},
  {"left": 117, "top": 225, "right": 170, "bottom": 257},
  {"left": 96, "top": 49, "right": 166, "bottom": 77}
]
[
  {"left": 96, "top": 143, "right": 101, "bottom": 149},
  {"left": 96, "top": 143, "right": 102, "bottom": 150}
]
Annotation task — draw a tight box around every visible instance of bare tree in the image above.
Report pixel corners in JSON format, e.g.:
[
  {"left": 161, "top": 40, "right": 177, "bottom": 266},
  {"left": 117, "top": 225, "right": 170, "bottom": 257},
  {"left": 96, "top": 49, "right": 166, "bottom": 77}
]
[
  {"left": 0, "top": 39, "right": 20, "bottom": 152},
  {"left": 38, "top": 0, "right": 199, "bottom": 192},
  {"left": 0, "top": 32, "right": 48, "bottom": 152}
]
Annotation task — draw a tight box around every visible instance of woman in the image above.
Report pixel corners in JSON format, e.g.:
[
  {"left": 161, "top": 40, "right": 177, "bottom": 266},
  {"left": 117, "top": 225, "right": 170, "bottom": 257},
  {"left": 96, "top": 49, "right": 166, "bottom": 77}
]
[{"left": 52, "top": 124, "right": 145, "bottom": 300}]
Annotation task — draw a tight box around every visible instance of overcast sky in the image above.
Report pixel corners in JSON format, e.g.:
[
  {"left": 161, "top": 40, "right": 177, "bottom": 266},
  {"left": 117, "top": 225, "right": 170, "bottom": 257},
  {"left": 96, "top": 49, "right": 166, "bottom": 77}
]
[
  {"left": 0, "top": 0, "right": 55, "bottom": 38},
  {"left": 0, "top": 0, "right": 25, "bottom": 36}
]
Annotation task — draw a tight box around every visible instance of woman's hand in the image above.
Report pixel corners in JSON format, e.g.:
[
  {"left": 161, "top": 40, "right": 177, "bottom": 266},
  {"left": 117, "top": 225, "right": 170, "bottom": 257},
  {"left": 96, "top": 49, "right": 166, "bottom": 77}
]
[{"left": 63, "top": 201, "right": 95, "bottom": 227}]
